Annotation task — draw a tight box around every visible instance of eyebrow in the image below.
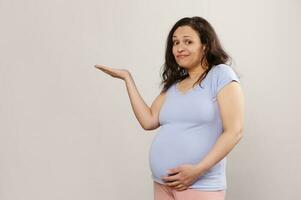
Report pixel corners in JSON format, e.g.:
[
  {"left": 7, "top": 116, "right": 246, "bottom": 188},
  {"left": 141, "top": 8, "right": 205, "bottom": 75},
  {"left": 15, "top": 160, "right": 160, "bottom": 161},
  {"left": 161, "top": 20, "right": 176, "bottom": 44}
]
[{"left": 172, "top": 35, "right": 191, "bottom": 38}]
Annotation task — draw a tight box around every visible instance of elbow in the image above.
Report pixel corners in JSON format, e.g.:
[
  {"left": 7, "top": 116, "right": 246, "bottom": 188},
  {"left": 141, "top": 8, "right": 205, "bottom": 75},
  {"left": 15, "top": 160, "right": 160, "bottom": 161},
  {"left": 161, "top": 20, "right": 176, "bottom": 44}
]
[
  {"left": 141, "top": 123, "right": 152, "bottom": 131},
  {"left": 142, "top": 125, "right": 152, "bottom": 131},
  {"left": 142, "top": 125, "right": 156, "bottom": 131},
  {"left": 142, "top": 122, "right": 159, "bottom": 131},
  {"left": 226, "top": 127, "right": 243, "bottom": 140}
]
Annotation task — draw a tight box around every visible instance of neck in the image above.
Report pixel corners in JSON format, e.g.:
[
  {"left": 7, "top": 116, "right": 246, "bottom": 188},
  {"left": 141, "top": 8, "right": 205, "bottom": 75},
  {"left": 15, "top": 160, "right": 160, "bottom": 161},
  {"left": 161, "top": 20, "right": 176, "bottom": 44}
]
[{"left": 187, "top": 64, "right": 207, "bottom": 80}]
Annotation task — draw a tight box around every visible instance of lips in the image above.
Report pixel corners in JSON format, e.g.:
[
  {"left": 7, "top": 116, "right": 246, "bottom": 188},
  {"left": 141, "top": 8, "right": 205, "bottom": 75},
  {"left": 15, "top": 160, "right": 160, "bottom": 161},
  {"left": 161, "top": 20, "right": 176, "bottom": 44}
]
[{"left": 177, "top": 55, "right": 189, "bottom": 59}]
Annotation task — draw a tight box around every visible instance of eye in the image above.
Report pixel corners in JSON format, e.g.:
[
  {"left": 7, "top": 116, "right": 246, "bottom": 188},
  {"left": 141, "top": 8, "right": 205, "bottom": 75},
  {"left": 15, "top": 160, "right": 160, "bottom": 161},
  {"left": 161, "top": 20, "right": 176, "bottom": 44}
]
[{"left": 172, "top": 40, "right": 192, "bottom": 45}]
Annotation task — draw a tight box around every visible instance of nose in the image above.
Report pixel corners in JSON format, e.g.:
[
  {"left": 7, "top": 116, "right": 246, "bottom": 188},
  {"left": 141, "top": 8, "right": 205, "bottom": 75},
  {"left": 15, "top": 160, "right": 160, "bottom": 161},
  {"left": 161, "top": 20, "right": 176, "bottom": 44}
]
[{"left": 176, "top": 43, "right": 185, "bottom": 53}]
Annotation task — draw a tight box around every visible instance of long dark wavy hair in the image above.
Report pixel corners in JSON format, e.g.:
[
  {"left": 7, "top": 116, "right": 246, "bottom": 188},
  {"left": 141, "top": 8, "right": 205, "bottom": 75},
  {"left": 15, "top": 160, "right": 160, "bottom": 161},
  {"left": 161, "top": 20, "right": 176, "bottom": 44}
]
[{"left": 160, "top": 16, "right": 233, "bottom": 93}]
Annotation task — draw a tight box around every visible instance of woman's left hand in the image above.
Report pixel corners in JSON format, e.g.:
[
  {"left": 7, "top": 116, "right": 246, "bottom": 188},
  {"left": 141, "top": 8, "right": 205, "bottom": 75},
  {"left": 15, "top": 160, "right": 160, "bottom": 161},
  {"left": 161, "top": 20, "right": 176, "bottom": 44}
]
[{"left": 161, "top": 164, "right": 203, "bottom": 191}]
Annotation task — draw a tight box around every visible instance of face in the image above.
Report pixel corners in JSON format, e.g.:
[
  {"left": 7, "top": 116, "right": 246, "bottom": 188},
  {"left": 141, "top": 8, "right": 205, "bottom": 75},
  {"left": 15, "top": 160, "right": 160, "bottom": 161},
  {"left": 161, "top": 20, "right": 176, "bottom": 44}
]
[{"left": 172, "top": 25, "right": 205, "bottom": 69}]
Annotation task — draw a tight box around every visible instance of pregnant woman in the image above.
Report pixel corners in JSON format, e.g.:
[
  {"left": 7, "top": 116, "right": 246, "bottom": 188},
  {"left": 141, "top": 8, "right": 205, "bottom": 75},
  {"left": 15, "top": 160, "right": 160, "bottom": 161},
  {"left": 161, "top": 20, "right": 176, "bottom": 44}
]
[{"left": 95, "top": 16, "right": 244, "bottom": 200}]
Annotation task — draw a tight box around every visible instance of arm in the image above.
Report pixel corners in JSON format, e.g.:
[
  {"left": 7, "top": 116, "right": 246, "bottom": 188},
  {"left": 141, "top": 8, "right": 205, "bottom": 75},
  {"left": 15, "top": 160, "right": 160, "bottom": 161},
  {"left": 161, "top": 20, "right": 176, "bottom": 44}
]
[
  {"left": 124, "top": 73, "right": 166, "bottom": 131},
  {"left": 94, "top": 65, "right": 166, "bottom": 131},
  {"left": 195, "top": 81, "right": 244, "bottom": 174}
]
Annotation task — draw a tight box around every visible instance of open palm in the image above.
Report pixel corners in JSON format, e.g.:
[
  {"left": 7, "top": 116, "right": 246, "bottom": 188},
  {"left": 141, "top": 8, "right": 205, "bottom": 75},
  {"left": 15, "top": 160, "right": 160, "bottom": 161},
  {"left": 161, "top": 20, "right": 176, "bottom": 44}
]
[{"left": 94, "top": 65, "right": 130, "bottom": 80}]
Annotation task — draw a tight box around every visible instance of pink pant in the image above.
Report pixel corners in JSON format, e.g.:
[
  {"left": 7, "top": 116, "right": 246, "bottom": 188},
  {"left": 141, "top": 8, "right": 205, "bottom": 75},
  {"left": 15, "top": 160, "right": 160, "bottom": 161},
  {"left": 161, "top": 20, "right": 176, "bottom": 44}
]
[{"left": 154, "top": 181, "right": 226, "bottom": 200}]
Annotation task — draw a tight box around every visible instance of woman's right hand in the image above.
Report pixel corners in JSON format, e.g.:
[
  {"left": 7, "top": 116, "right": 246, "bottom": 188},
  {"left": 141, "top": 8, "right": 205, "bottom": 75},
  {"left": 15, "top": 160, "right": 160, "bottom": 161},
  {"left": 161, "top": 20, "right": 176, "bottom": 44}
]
[{"left": 94, "top": 64, "right": 131, "bottom": 81}]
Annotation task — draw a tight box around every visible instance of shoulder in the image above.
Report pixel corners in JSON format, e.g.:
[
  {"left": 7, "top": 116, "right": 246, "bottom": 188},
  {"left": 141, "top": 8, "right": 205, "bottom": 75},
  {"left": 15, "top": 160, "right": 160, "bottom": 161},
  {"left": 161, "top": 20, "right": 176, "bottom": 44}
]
[
  {"left": 211, "top": 64, "right": 236, "bottom": 75},
  {"left": 210, "top": 64, "right": 239, "bottom": 81},
  {"left": 208, "top": 64, "right": 240, "bottom": 99}
]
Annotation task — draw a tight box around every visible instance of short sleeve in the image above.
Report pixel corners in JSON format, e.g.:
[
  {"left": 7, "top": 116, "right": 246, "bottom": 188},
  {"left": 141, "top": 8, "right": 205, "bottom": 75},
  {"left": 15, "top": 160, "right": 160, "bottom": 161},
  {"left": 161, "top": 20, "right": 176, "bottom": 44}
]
[{"left": 211, "top": 64, "right": 240, "bottom": 101}]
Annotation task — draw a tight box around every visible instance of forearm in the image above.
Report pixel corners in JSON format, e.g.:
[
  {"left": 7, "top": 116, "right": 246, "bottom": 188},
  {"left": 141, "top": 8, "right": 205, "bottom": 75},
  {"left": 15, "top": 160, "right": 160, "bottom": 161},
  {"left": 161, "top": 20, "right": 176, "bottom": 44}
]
[
  {"left": 195, "top": 131, "right": 243, "bottom": 175},
  {"left": 124, "top": 74, "right": 153, "bottom": 130}
]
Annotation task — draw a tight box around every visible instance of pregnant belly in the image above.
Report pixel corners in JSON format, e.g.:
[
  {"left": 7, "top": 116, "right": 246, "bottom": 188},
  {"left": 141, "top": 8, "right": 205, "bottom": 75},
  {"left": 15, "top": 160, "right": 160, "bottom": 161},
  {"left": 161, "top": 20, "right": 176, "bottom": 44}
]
[{"left": 149, "top": 127, "right": 216, "bottom": 181}]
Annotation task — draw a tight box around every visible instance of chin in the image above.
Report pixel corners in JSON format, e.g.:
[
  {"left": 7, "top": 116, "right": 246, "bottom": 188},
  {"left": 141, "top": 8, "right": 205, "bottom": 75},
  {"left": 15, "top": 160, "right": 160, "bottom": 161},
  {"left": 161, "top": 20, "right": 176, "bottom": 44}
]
[
  {"left": 178, "top": 64, "right": 190, "bottom": 69},
  {"left": 177, "top": 62, "right": 187, "bottom": 67}
]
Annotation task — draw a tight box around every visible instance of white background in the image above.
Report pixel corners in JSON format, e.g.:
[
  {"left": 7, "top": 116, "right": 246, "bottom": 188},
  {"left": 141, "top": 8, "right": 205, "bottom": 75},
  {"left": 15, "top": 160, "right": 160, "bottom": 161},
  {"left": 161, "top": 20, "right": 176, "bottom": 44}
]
[{"left": 0, "top": 0, "right": 300, "bottom": 199}]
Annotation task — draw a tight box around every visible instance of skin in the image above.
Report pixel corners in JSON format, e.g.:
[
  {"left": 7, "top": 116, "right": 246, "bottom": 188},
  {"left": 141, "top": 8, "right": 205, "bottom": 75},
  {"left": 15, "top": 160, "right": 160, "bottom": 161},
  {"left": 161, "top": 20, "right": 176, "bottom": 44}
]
[
  {"left": 95, "top": 25, "right": 244, "bottom": 191},
  {"left": 172, "top": 25, "right": 207, "bottom": 82}
]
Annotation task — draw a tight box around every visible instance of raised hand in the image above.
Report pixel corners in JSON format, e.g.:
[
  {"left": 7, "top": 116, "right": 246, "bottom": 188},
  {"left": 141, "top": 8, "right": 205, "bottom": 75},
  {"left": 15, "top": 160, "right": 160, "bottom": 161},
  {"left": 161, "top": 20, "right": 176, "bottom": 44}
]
[{"left": 94, "top": 64, "right": 130, "bottom": 81}]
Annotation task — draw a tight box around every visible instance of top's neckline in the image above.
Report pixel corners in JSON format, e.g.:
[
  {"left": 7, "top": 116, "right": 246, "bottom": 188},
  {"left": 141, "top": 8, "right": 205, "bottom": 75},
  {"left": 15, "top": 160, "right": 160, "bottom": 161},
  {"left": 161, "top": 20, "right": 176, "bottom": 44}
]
[
  {"left": 174, "top": 82, "right": 200, "bottom": 95},
  {"left": 174, "top": 67, "right": 215, "bottom": 95}
]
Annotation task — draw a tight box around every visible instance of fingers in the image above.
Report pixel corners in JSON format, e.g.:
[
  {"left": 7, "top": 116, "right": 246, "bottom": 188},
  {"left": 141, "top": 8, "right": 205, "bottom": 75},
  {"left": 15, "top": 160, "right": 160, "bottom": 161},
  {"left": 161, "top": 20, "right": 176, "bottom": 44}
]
[
  {"left": 95, "top": 65, "right": 109, "bottom": 71},
  {"left": 95, "top": 65, "right": 113, "bottom": 72},
  {"left": 167, "top": 182, "right": 188, "bottom": 191},
  {"left": 161, "top": 173, "right": 179, "bottom": 182},
  {"left": 172, "top": 183, "right": 188, "bottom": 191},
  {"left": 175, "top": 184, "right": 185, "bottom": 189},
  {"left": 162, "top": 174, "right": 188, "bottom": 191},
  {"left": 94, "top": 64, "right": 129, "bottom": 80},
  {"left": 94, "top": 64, "right": 107, "bottom": 69},
  {"left": 94, "top": 65, "right": 115, "bottom": 76},
  {"left": 176, "top": 186, "right": 187, "bottom": 191},
  {"left": 165, "top": 181, "right": 181, "bottom": 187}
]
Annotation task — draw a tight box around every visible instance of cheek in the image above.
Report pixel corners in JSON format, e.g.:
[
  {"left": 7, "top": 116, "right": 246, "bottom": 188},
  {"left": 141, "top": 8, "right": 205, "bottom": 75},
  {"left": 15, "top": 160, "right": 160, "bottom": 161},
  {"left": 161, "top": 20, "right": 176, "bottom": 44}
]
[
  {"left": 172, "top": 47, "right": 176, "bottom": 56},
  {"left": 198, "top": 48, "right": 204, "bottom": 56},
  {"left": 193, "top": 48, "right": 203, "bottom": 59}
]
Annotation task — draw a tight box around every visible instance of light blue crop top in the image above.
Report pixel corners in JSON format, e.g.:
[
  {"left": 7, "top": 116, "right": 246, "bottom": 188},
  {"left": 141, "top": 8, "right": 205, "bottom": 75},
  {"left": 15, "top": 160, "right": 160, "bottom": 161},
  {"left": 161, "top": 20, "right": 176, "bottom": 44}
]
[{"left": 148, "top": 64, "right": 240, "bottom": 191}]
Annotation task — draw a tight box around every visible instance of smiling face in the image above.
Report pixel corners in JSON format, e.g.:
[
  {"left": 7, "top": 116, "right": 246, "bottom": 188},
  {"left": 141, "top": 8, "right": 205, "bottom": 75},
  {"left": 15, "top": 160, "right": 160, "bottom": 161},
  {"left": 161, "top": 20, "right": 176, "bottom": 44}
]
[{"left": 172, "top": 25, "right": 206, "bottom": 70}]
